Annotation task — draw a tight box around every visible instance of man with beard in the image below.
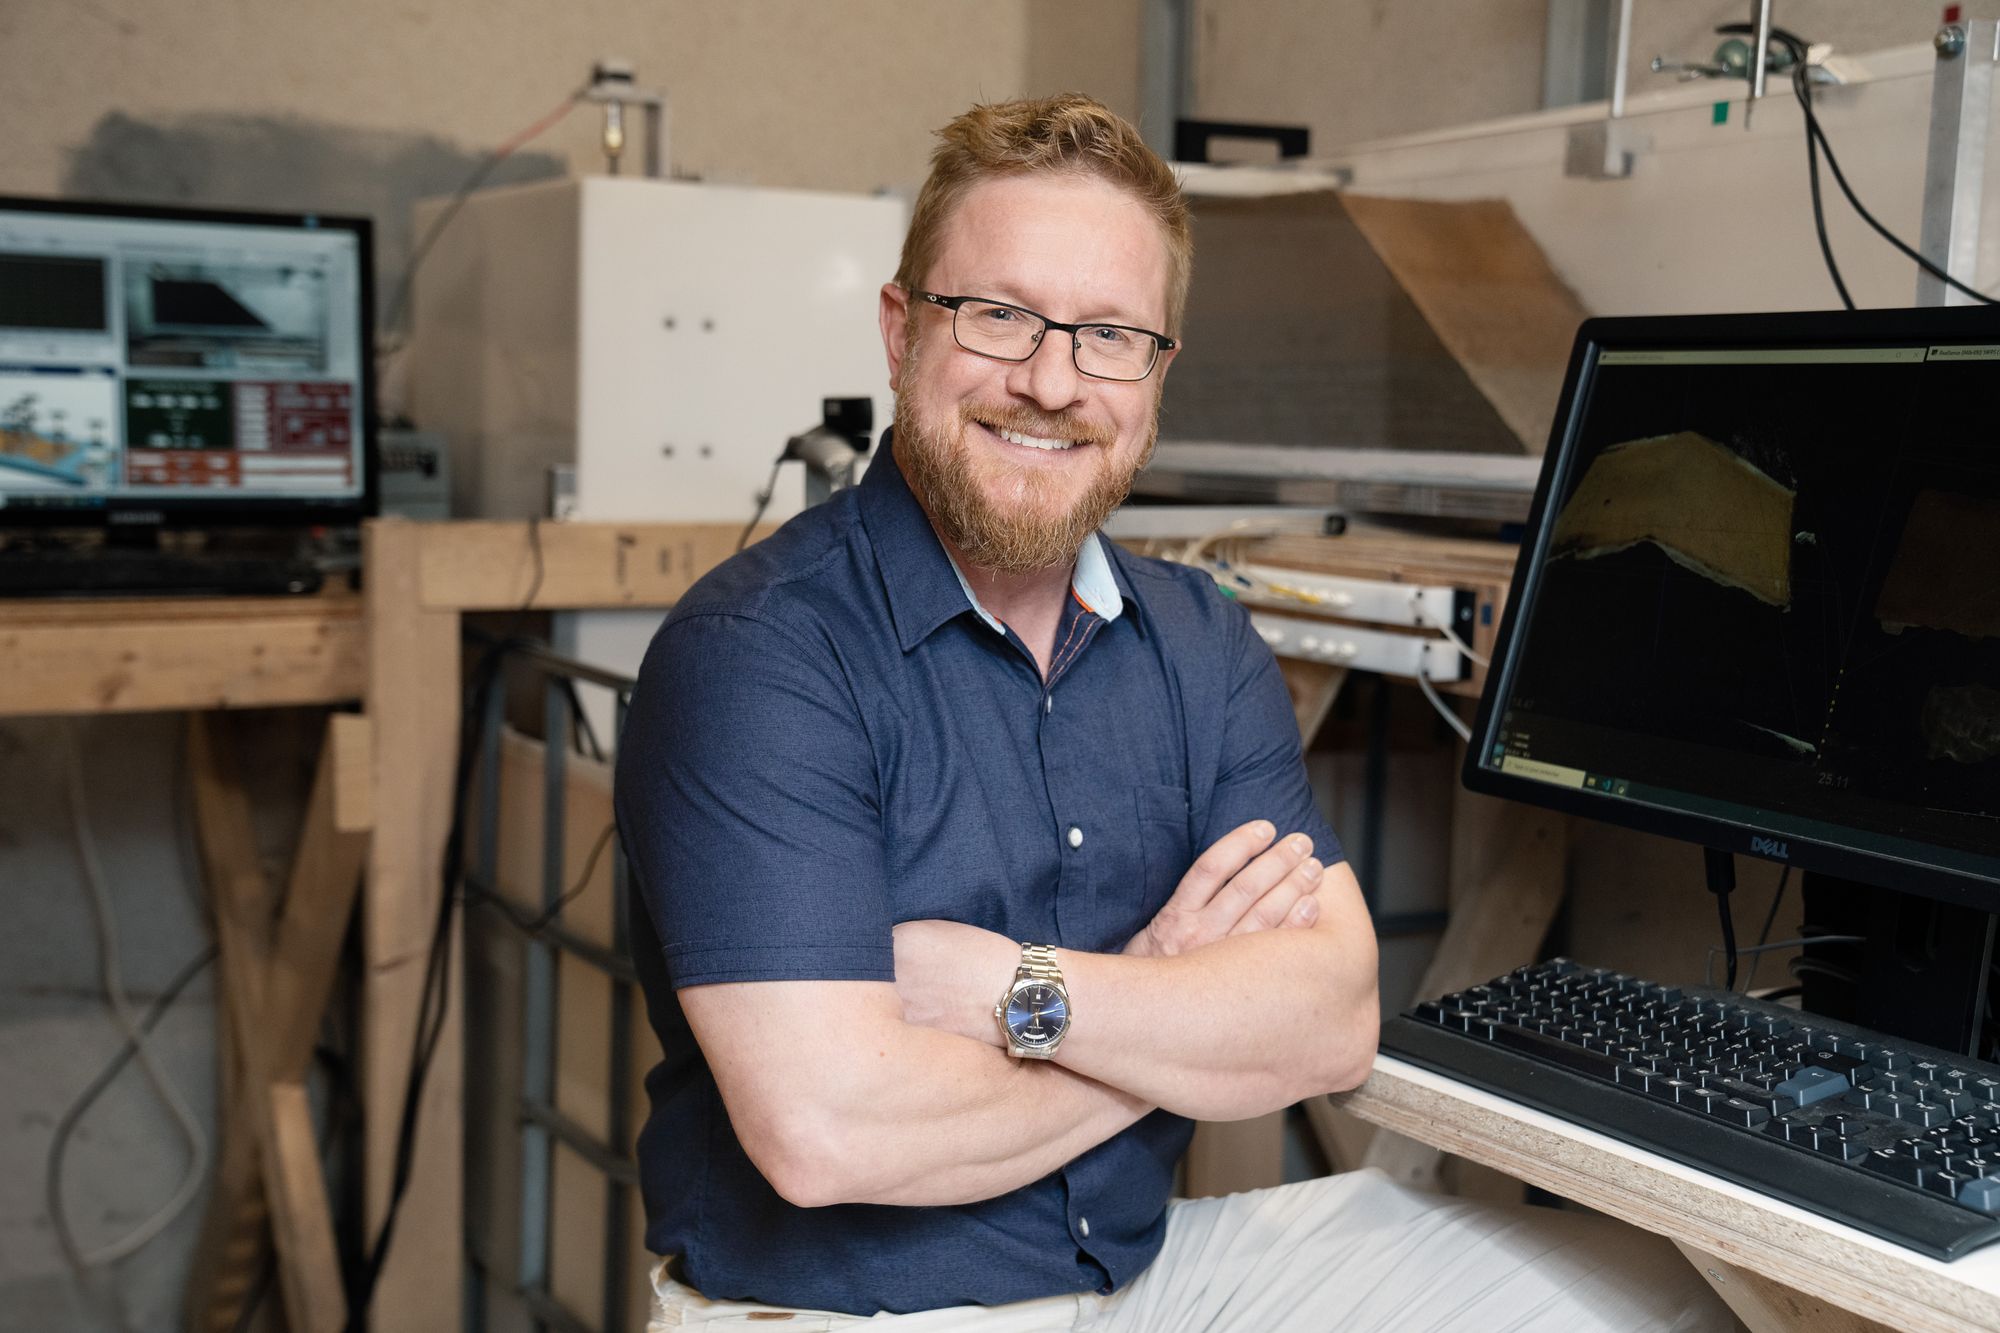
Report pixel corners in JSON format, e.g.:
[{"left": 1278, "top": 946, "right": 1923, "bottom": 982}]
[{"left": 615, "top": 95, "right": 1731, "bottom": 1331}]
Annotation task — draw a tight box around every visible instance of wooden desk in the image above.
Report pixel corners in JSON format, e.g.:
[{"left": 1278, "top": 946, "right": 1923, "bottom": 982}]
[
  {"left": 0, "top": 587, "right": 363, "bottom": 717},
  {"left": 1334, "top": 1056, "right": 2000, "bottom": 1333}
]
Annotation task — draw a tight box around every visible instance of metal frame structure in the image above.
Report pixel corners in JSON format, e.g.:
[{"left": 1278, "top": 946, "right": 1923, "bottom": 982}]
[{"left": 465, "top": 639, "right": 640, "bottom": 1333}]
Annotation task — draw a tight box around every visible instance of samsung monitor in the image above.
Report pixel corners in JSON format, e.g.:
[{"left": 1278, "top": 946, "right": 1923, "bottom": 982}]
[
  {"left": 1465, "top": 308, "right": 2000, "bottom": 914},
  {"left": 0, "top": 197, "right": 375, "bottom": 530}
]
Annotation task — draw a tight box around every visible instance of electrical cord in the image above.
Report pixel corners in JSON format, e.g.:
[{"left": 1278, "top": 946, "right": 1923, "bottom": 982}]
[
  {"left": 50, "top": 724, "right": 213, "bottom": 1270},
  {"left": 1791, "top": 60, "right": 1999, "bottom": 306},
  {"left": 1705, "top": 847, "right": 1739, "bottom": 989},
  {"left": 44, "top": 943, "right": 218, "bottom": 1270},
  {"left": 346, "top": 628, "right": 549, "bottom": 1327},
  {"left": 737, "top": 450, "right": 789, "bottom": 551},
  {"left": 1740, "top": 865, "right": 1792, "bottom": 992},
  {"left": 1707, "top": 932, "right": 1864, "bottom": 987},
  {"left": 464, "top": 819, "right": 618, "bottom": 937},
  {"left": 1414, "top": 671, "right": 1473, "bottom": 743},
  {"left": 379, "top": 85, "right": 589, "bottom": 340}
]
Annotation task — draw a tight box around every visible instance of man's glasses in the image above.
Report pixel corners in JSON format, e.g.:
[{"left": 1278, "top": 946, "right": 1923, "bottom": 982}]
[{"left": 914, "top": 291, "right": 1176, "bottom": 383}]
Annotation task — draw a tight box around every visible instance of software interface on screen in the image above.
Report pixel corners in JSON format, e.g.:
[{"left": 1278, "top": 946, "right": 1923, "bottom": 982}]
[
  {"left": 1475, "top": 340, "right": 2000, "bottom": 883},
  {"left": 0, "top": 207, "right": 366, "bottom": 511}
]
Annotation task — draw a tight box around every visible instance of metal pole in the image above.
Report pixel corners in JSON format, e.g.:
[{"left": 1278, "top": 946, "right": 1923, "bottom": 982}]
[
  {"left": 1918, "top": 21, "right": 1998, "bottom": 306},
  {"left": 1744, "top": 0, "right": 1773, "bottom": 128},
  {"left": 1609, "top": 0, "right": 1634, "bottom": 120}
]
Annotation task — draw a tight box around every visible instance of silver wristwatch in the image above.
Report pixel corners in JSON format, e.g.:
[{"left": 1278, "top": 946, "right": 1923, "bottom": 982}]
[{"left": 994, "top": 942, "right": 1072, "bottom": 1058}]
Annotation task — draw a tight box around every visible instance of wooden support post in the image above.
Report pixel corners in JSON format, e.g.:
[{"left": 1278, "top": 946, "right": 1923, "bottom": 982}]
[
  {"left": 1671, "top": 1241, "right": 1898, "bottom": 1333},
  {"left": 1357, "top": 792, "right": 1567, "bottom": 1190},
  {"left": 362, "top": 518, "right": 464, "bottom": 1332},
  {"left": 184, "top": 711, "right": 372, "bottom": 1333}
]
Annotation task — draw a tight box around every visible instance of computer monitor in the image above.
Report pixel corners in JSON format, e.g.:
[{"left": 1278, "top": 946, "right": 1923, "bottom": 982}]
[
  {"left": 0, "top": 197, "right": 375, "bottom": 531},
  {"left": 1465, "top": 308, "right": 2000, "bottom": 919}
]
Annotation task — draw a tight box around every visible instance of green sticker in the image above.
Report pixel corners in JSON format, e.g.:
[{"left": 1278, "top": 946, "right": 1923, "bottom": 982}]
[{"left": 1712, "top": 101, "right": 1729, "bottom": 125}]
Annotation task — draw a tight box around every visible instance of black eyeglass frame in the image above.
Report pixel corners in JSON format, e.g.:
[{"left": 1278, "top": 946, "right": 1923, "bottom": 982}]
[{"left": 913, "top": 290, "right": 1178, "bottom": 382}]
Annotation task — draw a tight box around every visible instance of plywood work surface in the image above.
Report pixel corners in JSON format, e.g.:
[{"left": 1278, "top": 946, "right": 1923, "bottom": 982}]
[{"left": 1337, "top": 1057, "right": 2000, "bottom": 1333}]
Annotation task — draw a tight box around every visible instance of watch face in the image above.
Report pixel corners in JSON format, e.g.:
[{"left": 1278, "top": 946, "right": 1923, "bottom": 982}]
[{"left": 1006, "top": 983, "right": 1069, "bottom": 1047}]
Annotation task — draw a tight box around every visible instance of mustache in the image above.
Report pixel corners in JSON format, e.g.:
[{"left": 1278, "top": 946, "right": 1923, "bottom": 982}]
[{"left": 959, "top": 403, "right": 1113, "bottom": 448}]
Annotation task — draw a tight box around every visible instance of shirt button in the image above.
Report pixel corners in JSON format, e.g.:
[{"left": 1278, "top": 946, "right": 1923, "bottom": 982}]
[
  {"left": 1066, "top": 826, "right": 1084, "bottom": 849},
  {"left": 1079, "top": 1216, "right": 1091, "bottom": 1237}
]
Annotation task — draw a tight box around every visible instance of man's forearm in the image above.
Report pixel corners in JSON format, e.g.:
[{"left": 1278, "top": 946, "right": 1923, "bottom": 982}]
[
  {"left": 684, "top": 981, "right": 1149, "bottom": 1208},
  {"left": 1054, "top": 914, "right": 1378, "bottom": 1119},
  {"left": 904, "top": 863, "right": 1378, "bottom": 1121}
]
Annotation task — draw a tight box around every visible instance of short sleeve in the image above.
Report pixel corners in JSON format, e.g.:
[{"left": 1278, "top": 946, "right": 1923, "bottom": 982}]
[
  {"left": 613, "top": 610, "right": 895, "bottom": 988},
  {"left": 1198, "top": 600, "right": 1345, "bottom": 866}
]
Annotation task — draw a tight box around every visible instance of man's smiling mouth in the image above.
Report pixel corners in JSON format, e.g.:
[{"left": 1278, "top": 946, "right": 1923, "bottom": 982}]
[{"left": 995, "top": 426, "right": 1077, "bottom": 452}]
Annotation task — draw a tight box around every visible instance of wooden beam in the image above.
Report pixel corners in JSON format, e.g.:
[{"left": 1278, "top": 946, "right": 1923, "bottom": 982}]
[
  {"left": 412, "top": 518, "right": 777, "bottom": 611},
  {"left": 1359, "top": 793, "right": 1567, "bottom": 1190},
  {"left": 362, "top": 518, "right": 465, "bottom": 1332},
  {"left": 0, "top": 592, "right": 362, "bottom": 716},
  {"left": 1277, "top": 659, "right": 1348, "bottom": 746},
  {"left": 1671, "top": 1241, "right": 1899, "bottom": 1333},
  {"left": 186, "top": 713, "right": 363, "bottom": 1333}
]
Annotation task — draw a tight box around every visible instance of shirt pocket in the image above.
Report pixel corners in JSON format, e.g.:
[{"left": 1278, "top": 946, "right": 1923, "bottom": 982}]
[{"left": 1134, "top": 783, "right": 1194, "bottom": 923}]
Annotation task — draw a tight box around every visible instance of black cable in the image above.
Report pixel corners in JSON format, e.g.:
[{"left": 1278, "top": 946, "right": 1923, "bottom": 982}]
[
  {"left": 465, "top": 819, "right": 618, "bottom": 937},
  {"left": 1741, "top": 865, "right": 1792, "bottom": 992},
  {"left": 1704, "top": 847, "right": 1739, "bottom": 990},
  {"left": 345, "top": 635, "right": 526, "bottom": 1328},
  {"left": 1795, "top": 68, "right": 1854, "bottom": 310},
  {"left": 737, "top": 451, "right": 789, "bottom": 552},
  {"left": 1791, "top": 63, "right": 2000, "bottom": 305}
]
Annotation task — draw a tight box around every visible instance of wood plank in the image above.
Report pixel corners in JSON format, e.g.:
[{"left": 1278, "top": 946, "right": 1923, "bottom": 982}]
[
  {"left": 183, "top": 715, "right": 279, "bottom": 1333},
  {"left": 1277, "top": 659, "right": 1347, "bottom": 745},
  {"left": 0, "top": 592, "right": 363, "bottom": 716},
  {"left": 412, "top": 517, "right": 776, "bottom": 612},
  {"left": 362, "top": 517, "right": 464, "bottom": 1333},
  {"left": 1673, "top": 1241, "right": 1899, "bottom": 1333},
  {"left": 262, "top": 1080, "right": 346, "bottom": 1333},
  {"left": 267, "top": 712, "right": 372, "bottom": 1080},
  {"left": 188, "top": 714, "right": 354, "bottom": 1333},
  {"left": 1338, "top": 1059, "right": 2000, "bottom": 1333},
  {"left": 1360, "top": 797, "right": 1566, "bottom": 1189}
]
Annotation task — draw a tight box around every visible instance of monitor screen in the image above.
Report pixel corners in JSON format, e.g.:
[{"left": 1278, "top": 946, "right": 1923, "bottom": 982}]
[
  {"left": 1466, "top": 309, "right": 2000, "bottom": 907},
  {"left": 0, "top": 198, "right": 373, "bottom": 526}
]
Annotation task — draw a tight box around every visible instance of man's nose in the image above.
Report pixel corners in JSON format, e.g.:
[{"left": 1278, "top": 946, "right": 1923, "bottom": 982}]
[{"left": 1006, "top": 330, "right": 1084, "bottom": 412}]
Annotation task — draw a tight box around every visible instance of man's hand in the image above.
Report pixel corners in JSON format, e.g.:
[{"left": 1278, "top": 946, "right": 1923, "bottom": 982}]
[{"left": 1123, "top": 820, "right": 1322, "bottom": 958}]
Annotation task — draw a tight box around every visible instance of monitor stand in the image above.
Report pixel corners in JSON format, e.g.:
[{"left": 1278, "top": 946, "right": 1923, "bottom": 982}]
[{"left": 1799, "top": 872, "right": 1997, "bottom": 1059}]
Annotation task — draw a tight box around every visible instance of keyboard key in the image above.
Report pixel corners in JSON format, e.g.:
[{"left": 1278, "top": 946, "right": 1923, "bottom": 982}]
[
  {"left": 1928, "top": 1168, "right": 1977, "bottom": 1201},
  {"left": 1865, "top": 1149, "right": 1932, "bottom": 1188},
  {"left": 1714, "top": 1096, "right": 1771, "bottom": 1128},
  {"left": 1960, "top": 1176, "right": 2000, "bottom": 1214},
  {"left": 1773, "top": 1066, "right": 1851, "bottom": 1108}
]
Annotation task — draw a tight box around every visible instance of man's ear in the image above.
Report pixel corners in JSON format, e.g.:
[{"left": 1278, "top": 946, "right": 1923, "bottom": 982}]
[
  {"left": 1154, "top": 342, "right": 1181, "bottom": 385},
  {"left": 879, "top": 283, "right": 911, "bottom": 393}
]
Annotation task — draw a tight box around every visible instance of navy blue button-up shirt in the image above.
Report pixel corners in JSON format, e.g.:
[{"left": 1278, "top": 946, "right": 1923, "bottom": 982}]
[{"left": 615, "top": 434, "right": 1342, "bottom": 1315}]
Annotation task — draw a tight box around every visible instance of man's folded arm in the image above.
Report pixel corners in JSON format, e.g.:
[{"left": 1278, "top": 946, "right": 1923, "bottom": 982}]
[{"left": 679, "top": 977, "right": 1148, "bottom": 1208}]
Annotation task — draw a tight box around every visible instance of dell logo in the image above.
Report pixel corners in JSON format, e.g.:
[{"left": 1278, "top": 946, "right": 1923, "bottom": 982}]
[{"left": 1750, "top": 835, "right": 1790, "bottom": 860}]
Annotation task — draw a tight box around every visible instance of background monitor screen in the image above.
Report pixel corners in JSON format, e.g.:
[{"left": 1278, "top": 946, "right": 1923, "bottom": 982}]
[
  {"left": 0, "top": 198, "right": 373, "bottom": 525},
  {"left": 1466, "top": 309, "right": 2000, "bottom": 907}
]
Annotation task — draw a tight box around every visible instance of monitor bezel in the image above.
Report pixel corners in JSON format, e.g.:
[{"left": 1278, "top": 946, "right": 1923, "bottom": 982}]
[
  {"left": 1463, "top": 306, "right": 2000, "bottom": 911},
  {"left": 0, "top": 193, "right": 378, "bottom": 530}
]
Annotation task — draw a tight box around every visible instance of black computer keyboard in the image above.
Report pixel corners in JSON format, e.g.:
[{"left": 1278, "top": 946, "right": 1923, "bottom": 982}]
[
  {"left": 0, "top": 548, "right": 323, "bottom": 597},
  {"left": 1383, "top": 958, "right": 2000, "bottom": 1260}
]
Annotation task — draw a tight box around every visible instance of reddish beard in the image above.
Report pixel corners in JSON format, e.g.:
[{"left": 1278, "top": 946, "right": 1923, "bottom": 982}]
[{"left": 894, "top": 357, "right": 1158, "bottom": 575}]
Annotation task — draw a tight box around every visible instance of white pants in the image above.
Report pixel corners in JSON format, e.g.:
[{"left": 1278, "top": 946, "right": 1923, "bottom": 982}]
[{"left": 645, "top": 1168, "right": 1734, "bottom": 1332}]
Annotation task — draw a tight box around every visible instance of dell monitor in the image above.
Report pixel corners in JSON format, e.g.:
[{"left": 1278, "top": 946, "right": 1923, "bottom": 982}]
[
  {"left": 1465, "top": 307, "right": 2000, "bottom": 1045},
  {"left": 0, "top": 197, "right": 375, "bottom": 533}
]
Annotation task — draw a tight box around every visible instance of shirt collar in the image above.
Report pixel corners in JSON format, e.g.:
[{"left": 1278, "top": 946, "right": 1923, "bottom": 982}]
[{"left": 859, "top": 429, "right": 1137, "bottom": 652}]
